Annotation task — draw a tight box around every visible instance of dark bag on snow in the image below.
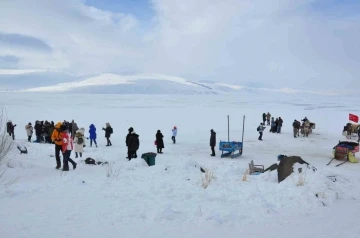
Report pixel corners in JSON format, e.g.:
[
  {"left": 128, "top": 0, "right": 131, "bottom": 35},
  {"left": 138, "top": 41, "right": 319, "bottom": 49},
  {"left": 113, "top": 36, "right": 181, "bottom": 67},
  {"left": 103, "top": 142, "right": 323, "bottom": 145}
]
[{"left": 85, "top": 158, "right": 96, "bottom": 165}]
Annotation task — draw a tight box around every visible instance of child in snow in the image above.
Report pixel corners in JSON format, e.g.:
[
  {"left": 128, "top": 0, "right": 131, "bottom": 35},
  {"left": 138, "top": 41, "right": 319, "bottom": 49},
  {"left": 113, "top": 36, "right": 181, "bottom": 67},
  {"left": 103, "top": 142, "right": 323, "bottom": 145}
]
[
  {"left": 25, "top": 122, "right": 33, "bottom": 142},
  {"left": 156, "top": 130, "right": 164, "bottom": 154},
  {"left": 88, "top": 124, "right": 97, "bottom": 147},
  {"left": 102, "top": 123, "right": 113, "bottom": 146},
  {"left": 172, "top": 126, "right": 177, "bottom": 144},
  {"left": 60, "top": 125, "right": 77, "bottom": 171},
  {"left": 74, "top": 128, "right": 86, "bottom": 158}
]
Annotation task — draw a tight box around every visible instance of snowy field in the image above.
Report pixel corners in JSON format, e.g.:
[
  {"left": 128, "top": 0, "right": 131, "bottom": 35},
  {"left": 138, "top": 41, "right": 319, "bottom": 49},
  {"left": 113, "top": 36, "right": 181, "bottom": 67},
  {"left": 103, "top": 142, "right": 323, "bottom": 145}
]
[{"left": 0, "top": 92, "right": 360, "bottom": 238}]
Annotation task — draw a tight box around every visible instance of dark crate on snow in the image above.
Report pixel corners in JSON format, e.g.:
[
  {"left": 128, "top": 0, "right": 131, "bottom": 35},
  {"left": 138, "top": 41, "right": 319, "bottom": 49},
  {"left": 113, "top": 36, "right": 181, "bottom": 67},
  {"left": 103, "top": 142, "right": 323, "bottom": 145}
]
[
  {"left": 141, "top": 152, "right": 157, "bottom": 166},
  {"left": 219, "top": 141, "right": 243, "bottom": 158}
]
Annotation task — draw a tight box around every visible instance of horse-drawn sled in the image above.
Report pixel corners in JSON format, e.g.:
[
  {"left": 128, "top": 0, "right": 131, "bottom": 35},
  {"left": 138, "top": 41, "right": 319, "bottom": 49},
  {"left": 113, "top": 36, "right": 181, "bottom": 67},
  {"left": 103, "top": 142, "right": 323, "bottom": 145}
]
[{"left": 327, "top": 141, "right": 359, "bottom": 166}]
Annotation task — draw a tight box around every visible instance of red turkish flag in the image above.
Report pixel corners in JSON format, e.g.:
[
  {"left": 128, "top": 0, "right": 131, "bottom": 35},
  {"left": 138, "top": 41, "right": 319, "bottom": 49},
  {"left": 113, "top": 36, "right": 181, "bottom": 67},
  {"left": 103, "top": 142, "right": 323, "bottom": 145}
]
[{"left": 349, "top": 113, "right": 359, "bottom": 123}]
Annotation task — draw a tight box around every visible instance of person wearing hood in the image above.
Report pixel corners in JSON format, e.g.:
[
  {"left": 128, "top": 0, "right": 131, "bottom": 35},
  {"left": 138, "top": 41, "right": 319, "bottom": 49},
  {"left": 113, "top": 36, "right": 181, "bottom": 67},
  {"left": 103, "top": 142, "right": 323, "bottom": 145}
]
[
  {"left": 128, "top": 130, "right": 139, "bottom": 160},
  {"left": 89, "top": 124, "right": 97, "bottom": 147},
  {"left": 172, "top": 126, "right": 177, "bottom": 144},
  {"left": 210, "top": 129, "right": 216, "bottom": 156},
  {"left": 25, "top": 122, "right": 33, "bottom": 142},
  {"left": 156, "top": 130, "right": 164, "bottom": 154},
  {"left": 102, "top": 122, "right": 113, "bottom": 146},
  {"left": 74, "top": 127, "right": 86, "bottom": 158},
  {"left": 51, "top": 122, "right": 64, "bottom": 169},
  {"left": 60, "top": 125, "right": 77, "bottom": 171}
]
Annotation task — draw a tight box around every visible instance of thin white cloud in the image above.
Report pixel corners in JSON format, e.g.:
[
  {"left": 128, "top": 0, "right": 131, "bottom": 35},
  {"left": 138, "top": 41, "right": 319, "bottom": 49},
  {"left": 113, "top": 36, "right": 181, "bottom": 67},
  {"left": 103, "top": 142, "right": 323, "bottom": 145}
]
[{"left": 0, "top": 0, "right": 358, "bottom": 89}]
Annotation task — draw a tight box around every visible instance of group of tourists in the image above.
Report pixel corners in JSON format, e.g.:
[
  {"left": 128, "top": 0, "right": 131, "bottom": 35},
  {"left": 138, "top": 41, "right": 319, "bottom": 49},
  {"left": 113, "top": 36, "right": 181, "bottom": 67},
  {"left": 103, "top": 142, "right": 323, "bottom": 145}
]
[
  {"left": 258, "top": 112, "right": 283, "bottom": 140},
  {"left": 6, "top": 119, "right": 181, "bottom": 171}
]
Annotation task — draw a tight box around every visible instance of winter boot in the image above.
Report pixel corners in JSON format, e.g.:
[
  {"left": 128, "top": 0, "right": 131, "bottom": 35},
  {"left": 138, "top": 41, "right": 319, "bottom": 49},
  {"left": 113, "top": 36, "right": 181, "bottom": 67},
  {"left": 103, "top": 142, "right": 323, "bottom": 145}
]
[
  {"left": 55, "top": 158, "right": 61, "bottom": 169},
  {"left": 73, "top": 163, "right": 77, "bottom": 170},
  {"left": 75, "top": 152, "right": 78, "bottom": 158},
  {"left": 62, "top": 165, "right": 69, "bottom": 171}
]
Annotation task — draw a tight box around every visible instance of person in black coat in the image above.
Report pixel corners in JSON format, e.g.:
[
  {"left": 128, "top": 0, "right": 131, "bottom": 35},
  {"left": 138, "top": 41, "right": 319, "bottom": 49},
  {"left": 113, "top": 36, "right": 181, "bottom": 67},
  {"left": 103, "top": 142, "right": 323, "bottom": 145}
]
[
  {"left": 6, "top": 121, "right": 16, "bottom": 140},
  {"left": 210, "top": 129, "right": 216, "bottom": 156},
  {"left": 126, "top": 127, "right": 134, "bottom": 158},
  {"left": 262, "top": 113, "right": 266, "bottom": 124},
  {"left": 102, "top": 122, "right": 113, "bottom": 146},
  {"left": 156, "top": 130, "right": 164, "bottom": 154},
  {"left": 128, "top": 130, "right": 139, "bottom": 161},
  {"left": 34, "top": 120, "right": 42, "bottom": 142}
]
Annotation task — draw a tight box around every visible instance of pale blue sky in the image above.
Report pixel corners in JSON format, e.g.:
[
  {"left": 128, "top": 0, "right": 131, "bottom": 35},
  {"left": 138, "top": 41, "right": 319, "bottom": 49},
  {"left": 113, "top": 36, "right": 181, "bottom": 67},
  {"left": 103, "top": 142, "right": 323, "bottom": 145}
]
[{"left": 85, "top": 0, "right": 154, "bottom": 20}]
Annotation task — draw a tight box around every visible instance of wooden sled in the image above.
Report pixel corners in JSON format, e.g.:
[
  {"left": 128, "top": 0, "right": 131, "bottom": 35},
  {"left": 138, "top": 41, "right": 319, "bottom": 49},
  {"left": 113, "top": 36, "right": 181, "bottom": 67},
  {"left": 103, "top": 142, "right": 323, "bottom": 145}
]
[{"left": 327, "top": 146, "right": 349, "bottom": 167}]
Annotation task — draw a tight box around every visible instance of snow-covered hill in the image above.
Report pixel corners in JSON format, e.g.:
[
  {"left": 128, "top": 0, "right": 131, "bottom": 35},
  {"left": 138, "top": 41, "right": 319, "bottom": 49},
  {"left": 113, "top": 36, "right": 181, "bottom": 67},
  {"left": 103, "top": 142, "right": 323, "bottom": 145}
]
[{"left": 0, "top": 71, "right": 337, "bottom": 96}]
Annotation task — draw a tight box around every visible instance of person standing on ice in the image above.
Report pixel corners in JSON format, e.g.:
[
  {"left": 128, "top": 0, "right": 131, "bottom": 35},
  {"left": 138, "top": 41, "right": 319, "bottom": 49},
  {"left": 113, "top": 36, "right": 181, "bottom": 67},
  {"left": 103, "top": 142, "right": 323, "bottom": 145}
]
[
  {"left": 34, "top": 120, "right": 42, "bottom": 142},
  {"left": 262, "top": 113, "right": 266, "bottom": 124},
  {"left": 60, "top": 125, "right": 77, "bottom": 171},
  {"left": 257, "top": 123, "right": 265, "bottom": 140},
  {"left": 71, "top": 120, "right": 78, "bottom": 139},
  {"left": 266, "top": 112, "right": 271, "bottom": 126},
  {"left": 74, "top": 128, "right": 86, "bottom": 158},
  {"left": 25, "top": 122, "right": 33, "bottom": 142},
  {"left": 210, "top": 129, "right": 216, "bottom": 156},
  {"left": 270, "top": 117, "right": 275, "bottom": 133},
  {"left": 6, "top": 120, "right": 16, "bottom": 140},
  {"left": 171, "top": 126, "right": 177, "bottom": 144},
  {"left": 88, "top": 124, "right": 97, "bottom": 147},
  {"left": 278, "top": 117, "right": 283, "bottom": 133},
  {"left": 126, "top": 127, "right": 134, "bottom": 158},
  {"left": 51, "top": 122, "right": 64, "bottom": 169},
  {"left": 128, "top": 130, "right": 139, "bottom": 160},
  {"left": 156, "top": 130, "right": 164, "bottom": 154},
  {"left": 292, "top": 120, "right": 300, "bottom": 138},
  {"left": 102, "top": 123, "right": 113, "bottom": 146}
]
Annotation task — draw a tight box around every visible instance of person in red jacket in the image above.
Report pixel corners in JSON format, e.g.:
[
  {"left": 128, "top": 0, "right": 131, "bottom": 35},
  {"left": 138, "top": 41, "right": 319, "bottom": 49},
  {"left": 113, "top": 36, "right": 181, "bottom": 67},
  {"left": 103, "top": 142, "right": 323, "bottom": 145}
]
[{"left": 60, "top": 125, "right": 77, "bottom": 171}]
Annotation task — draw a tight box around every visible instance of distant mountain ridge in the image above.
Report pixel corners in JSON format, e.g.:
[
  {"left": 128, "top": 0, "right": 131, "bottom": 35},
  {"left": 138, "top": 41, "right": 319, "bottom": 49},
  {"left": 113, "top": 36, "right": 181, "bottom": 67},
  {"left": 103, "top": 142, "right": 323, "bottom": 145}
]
[{"left": 0, "top": 71, "right": 337, "bottom": 96}]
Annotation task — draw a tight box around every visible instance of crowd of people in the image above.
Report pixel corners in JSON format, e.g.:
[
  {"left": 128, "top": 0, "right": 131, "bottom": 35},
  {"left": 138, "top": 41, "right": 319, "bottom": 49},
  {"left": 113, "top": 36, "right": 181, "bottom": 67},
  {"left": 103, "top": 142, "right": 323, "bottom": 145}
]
[
  {"left": 5, "top": 113, "right": 355, "bottom": 171},
  {"left": 5, "top": 119, "right": 180, "bottom": 171},
  {"left": 257, "top": 114, "right": 316, "bottom": 141}
]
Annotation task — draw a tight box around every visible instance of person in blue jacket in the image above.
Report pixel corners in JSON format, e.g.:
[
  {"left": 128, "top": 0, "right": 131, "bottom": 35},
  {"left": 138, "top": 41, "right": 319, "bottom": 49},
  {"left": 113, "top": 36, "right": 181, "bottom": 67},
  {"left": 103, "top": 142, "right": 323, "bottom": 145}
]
[{"left": 89, "top": 124, "right": 98, "bottom": 147}]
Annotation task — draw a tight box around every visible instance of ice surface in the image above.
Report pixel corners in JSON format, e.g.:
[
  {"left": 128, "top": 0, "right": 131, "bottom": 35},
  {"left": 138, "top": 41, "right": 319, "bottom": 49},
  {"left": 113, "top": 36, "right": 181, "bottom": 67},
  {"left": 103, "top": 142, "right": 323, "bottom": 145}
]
[{"left": 0, "top": 92, "right": 359, "bottom": 238}]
